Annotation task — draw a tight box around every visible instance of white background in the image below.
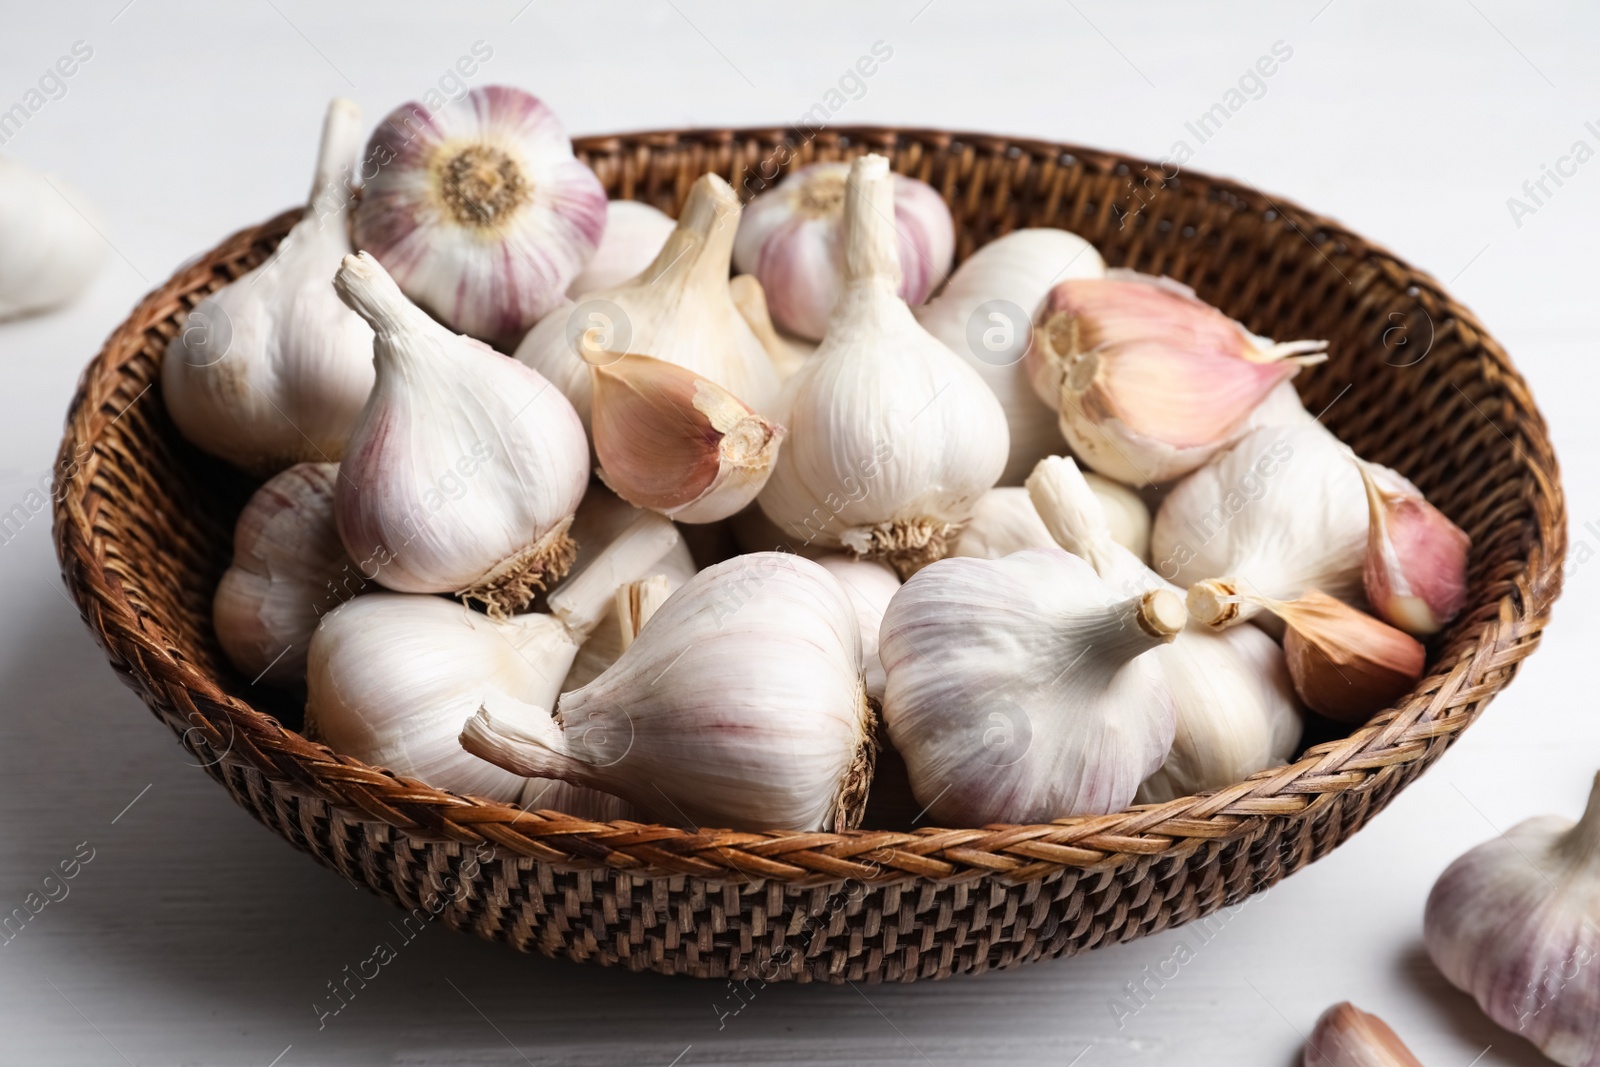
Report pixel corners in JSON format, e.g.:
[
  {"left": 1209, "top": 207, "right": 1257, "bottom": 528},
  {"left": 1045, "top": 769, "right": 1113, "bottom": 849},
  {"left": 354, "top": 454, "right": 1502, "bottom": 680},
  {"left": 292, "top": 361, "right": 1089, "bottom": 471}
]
[{"left": 2, "top": 2, "right": 1597, "bottom": 1064}]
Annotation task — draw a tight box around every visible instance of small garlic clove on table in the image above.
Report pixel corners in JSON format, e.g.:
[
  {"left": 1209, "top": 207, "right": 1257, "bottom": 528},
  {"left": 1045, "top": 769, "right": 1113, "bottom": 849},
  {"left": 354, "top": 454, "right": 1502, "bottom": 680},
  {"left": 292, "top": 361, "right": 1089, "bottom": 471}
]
[
  {"left": 1304, "top": 1002, "right": 1426, "bottom": 1067},
  {"left": 0, "top": 156, "right": 106, "bottom": 321}
]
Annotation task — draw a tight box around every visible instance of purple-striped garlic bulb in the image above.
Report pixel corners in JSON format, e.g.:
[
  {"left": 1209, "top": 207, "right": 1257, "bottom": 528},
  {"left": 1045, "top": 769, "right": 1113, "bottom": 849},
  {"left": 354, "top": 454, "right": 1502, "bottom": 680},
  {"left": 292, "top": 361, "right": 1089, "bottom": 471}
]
[
  {"left": 733, "top": 161, "right": 954, "bottom": 342},
  {"left": 354, "top": 85, "right": 606, "bottom": 350}
]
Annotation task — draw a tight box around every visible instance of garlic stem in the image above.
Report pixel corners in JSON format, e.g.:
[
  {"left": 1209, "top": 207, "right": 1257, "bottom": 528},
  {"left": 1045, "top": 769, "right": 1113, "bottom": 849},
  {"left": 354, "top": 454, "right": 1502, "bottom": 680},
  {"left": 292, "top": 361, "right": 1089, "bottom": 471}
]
[
  {"left": 1025, "top": 455, "right": 1123, "bottom": 576},
  {"left": 1557, "top": 771, "right": 1600, "bottom": 871},
  {"left": 639, "top": 175, "right": 740, "bottom": 294},
  {"left": 615, "top": 575, "right": 672, "bottom": 653},
  {"left": 332, "top": 249, "right": 432, "bottom": 343},
  {"left": 730, "top": 274, "right": 806, "bottom": 379},
  {"left": 546, "top": 513, "right": 679, "bottom": 641},
  {"left": 461, "top": 689, "right": 571, "bottom": 779},
  {"left": 843, "top": 154, "right": 901, "bottom": 291},
  {"left": 307, "top": 97, "right": 361, "bottom": 220}
]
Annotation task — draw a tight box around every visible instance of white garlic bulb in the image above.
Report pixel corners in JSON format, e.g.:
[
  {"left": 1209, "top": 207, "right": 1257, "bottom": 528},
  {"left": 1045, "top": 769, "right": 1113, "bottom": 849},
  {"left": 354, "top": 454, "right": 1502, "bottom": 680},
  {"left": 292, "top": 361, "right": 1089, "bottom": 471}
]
[
  {"left": 162, "top": 99, "right": 374, "bottom": 475},
  {"left": 1152, "top": 420, "right": 1370, "bottom": 632},
  {"left": 331, "top": 252, "right": 590, "bottom": 616},
  {"left": 1025, "top": 271, "right": 1327, "bottom": 486},
  {"left": 914, "top": 229, "right": 1106, "bottom": 485},
  {"left": 515, "top": 173, "right": 781, "bottom": 431},
  {"left": 354, "top": 85, "right": 606, "bottom": 350},
  {"left": 1026, "top": 456, "right": 1301, "bottom": 802},
  {"left": 307, "top": 513, "right": 680, "bottom": 800},
  {"left": 0, "top": 157, "right": 105, "bottom": 320},
  {"left": 1304, "top": 1002, "right": 1426, "bottom": 1067},
  {"left": 1425, "top": 773, "right": 1600, "bottom": 1066},
  {"left": 462, "top": 552, "right": 874, "bottom": 832},
  {"left": 214, "top": 462, "right": 360, "bottom": 687},
  {"left": 879, "top": 548, "right": 1182, "bottom": 825},
  {"left": 733, "top": 160, "right": 954, "bottom": 341},
  {"left": 566, "top": 199, "right": 674, "bottom": 297},
  {"left": 953, "top": 479, "right": 1150, "bottom": 562},
  {"left": 756, "top": 154, "right": 1009, "bottom": 577},
  {"left": 816, "top": 555, "right": 900, "bottom": 703}
]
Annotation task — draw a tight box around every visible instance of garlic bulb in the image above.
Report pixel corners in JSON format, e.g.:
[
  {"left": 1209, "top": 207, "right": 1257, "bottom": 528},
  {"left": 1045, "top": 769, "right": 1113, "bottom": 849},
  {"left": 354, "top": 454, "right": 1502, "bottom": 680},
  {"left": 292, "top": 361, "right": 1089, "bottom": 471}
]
[
  {"left": 1025, "top": 271, "right": 1327, "bottom": 485},
  {"left": 756, "top": 154, "right": 1009, "bottom": 577},
  {"left": 1214, "top": 589, "right": 1424, "bottom": 724},
  {"left": 1154, "top": 421, "right": 1370, "bottom": 632},
  {"left": 954, "top": 479, "right": 1150, "bottom": 562},
  {"left": 1426, "top": 773, "right": 1600, "bottom": 1067},
  {"left": 214, "top": 462, "right": 360, "bottom": 687},
  {"left": 462, "top": 552, "right": 875, "bottom": 832},
  {"left": 1026, "top": 456, "right": 1301, "bottom": 802},
  {"left": 162, "top": 99, "right": 374, "bottom": 475},
  {"left": 879, "top": 548, "right": 1182, "bottom": 825},
  {"left": 1304, "top": 1002, "right": 1425, "bottom": 1067},
  {"left": 560, "top": 485, "right": 697, "bottom": 693},
  {"left": 1354, "top": 456, "right": 1470, "bottom": 635},
  {"left": 515, "top": 173, "right": 781, "bottom": 431},
  {"left": 733, "top": 160, "right": 954, "bottom": 341},
  {"left": 332, "top": 252, "right": 589, "bottom": 615},
  {"left": 730, "top": 273, "right": 808, "bottom": 379},
  {"left": 354, "top": 85, "right": 605, "bottom": 350},
  {"left": 588, "top": 351, "right": 785, "bottom": 523},
  {"left": 0, "top": 157, "right": 105, "bottom": 320},
  {"left": 817, "top": 555, "right": 900, "bottom": 703},
  {"left": 566, "top": 199, "right": 674, "bottom": 297},
  {"left": 914, "top": 229, "right": 1106, "bottom": 484},
  {"left": 307, "top": 513, "right": 680, "bottom": 800}
]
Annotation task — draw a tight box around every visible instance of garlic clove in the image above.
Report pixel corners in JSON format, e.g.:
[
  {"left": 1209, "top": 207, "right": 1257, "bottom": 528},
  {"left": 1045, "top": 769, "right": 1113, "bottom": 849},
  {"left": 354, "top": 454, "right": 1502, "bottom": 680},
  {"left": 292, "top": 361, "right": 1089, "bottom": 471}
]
[
  {"left": 332, "top": 251, "right": 590, "bottom": 616},
  {"left": 1353, "top": 457, "right": 1471, "bottom": 636},
  {"left": 354, "top": 86, "right": 606, "bottom": 350},
  {"left": 162, "top": 98, "right": 375, "bottom": 475},
  {"left": 730, "top": 273, "right": 808, "bottom": 380},
  {"left": 1213, "top": 588, "right": 1424, "bottom": 723},
  {"left": 462, "top": 552, "right": 875, "bottom": 832},
  {"left": 817, "top": 555, "right": 901, "bottom": 703},
  {"left": 587, "top": 350, "right": 785, "bottom": 524},
  {"left": 879, "top": 548, "right": 1181, "bottom": 825},
  {"left": 567, "top": 199, "right": 675, "bottom": 298},
  {"left": 733, "top": 161, "right": 955, "bottom": 341},
  {"left": 756, "top": 154, "right": 1009, "bottom": 577},
  {"left": 1027, "top": 272, "right": 1327, "bottom": 486},
  {"left": 0, "top": 157, "right": 106, "bottom": 321},
  {"left": 214, "top": 462, "right": 363, "bottom": 687},
  {"left": 515, "top": 172, "right": 781, "bottom": 433},
  {"left": 1425, "top": 772, "right": 1600, "bottom": 1067},
  {"left": 1304, "top": 1002, "right": 1426, "bottom": 1067},
  {"left": 915, "top": 229, "right": 1106, "bottom": 485}
]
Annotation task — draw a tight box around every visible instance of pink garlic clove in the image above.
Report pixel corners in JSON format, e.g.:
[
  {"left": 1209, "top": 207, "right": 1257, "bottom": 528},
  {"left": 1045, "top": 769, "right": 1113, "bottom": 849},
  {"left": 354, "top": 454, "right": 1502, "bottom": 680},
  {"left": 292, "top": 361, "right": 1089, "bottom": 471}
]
[
  {"left": 1304, "top": 1002, "right": 1426, "bottom": 1067},
  {"left": 1355, "top": 459, "right": 1470, "bottom": 636}
]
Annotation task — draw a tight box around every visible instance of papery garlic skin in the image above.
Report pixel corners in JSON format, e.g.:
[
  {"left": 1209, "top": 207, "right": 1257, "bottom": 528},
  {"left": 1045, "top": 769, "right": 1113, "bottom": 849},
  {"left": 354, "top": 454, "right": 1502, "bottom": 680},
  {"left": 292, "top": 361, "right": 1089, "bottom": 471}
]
[
  {"left": 0, "top": 157, "right": 106, "bottom": 320},
  {"left": 162, "top": 99, "right": 374, "bottom": 475},
  {"left": 354, "top": 86, "right": 606, "bottom": 350},
  {"left": 914, "top": 229, "right": 1105, "bottom": 485},
  {"left": 462, "top": 552, "right": 874, "bottom": 833},
  {"left": 332, "top": 252, "right": 589, "bottom": 615},
  {"left": 1025, "top": 271, "right": 1327, "bottom": 486},
  {"left": 566, "top": 199, "right": 674, "bottom": 297},
  {"left": 880, "top": 549, "right": 1181, "bottom": 825},
  {"left": 1304, "top": 1002, "right": 1426, "bottom": 1067},
  {"left": 516, "top": 173, "right": 781, "bottom": 431},
  {"left": 1355, "top": 457, "right": 1470, "bottom": 636},
  {"left": 214, "top": 462, "right": 361, "bottom": 687},
  {"left": 519, "top": 775, "right": 639, "bottom": 822},
  {"left": 817, "top": 555, "right": 900, "bottom": 703},
  {"left": 954, "top": 482, "right": 1150, "bottom": 562},
  {"left": 734, "top": 161, "right": 954, "bottom": 341},
  {"left": 757, "top": 155, "right": 1008, "bottom": 577},
  {"left": 588, "top": 351, "right": 785, "bottom": 523},
  {"left": 1153, "top": 421, "right": 1371, "bottom": 631},
  {"left": 1425, "top": 774, "right": 1600, "bottom": 1067}
]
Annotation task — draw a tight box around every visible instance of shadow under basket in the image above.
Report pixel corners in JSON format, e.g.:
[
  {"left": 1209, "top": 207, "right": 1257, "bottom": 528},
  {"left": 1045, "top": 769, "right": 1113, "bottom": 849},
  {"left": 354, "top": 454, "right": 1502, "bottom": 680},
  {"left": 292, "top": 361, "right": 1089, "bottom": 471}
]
[{"left": 52, "top": 126, "right": 1565, "bottom": 983}]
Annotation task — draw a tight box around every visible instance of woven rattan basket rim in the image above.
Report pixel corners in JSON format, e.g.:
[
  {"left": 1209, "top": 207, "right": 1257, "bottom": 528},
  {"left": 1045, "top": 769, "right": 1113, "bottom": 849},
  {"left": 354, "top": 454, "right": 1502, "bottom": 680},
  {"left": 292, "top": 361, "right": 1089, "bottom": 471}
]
[{"left": 52, "top": 125, "right": 1565, "bottom": 889}]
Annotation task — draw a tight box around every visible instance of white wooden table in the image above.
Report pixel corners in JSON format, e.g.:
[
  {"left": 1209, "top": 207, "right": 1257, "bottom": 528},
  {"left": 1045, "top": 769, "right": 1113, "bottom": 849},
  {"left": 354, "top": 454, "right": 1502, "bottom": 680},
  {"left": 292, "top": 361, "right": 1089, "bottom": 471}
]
[{"left": 2, "top": 2, "right": 1595, "bottom": 1063}]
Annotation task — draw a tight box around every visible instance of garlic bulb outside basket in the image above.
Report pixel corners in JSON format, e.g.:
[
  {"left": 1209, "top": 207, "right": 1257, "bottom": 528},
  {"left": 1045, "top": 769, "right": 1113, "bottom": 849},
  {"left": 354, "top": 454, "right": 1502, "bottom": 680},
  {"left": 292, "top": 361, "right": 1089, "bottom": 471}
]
[
  {"left": 1304, "top": 1002, "right": 1426, "bottom": 1067},
  {"left": 816, "top": 555, "right": 900, "bottom": 703},
  {"left": 756, "top": 154, "right": 1009, "bottom": 577},
  {"left": 0, "top": 156, "right": 106, "bottom": 320},
  {"left": 354, "top": 85, "right": 606, "bottom": 350},
  {"left": 954, "top": 480, "right": 1150, "bottom": 562},
  {"left": 515, "top": 173, "right": 781, "bottom": 431},
  {"left": 332, "top": 251, "right": 590, "bottom": 616},
  {"left": 462, "top": 552, "right": 874, "bottom": 833},
  {"left": 214, "top": 462, "right": 360, "bottom": 687},
  {"left": 566, "top": 199, "right": 674, "bottom": 297},
  {"left": 733, "top": 160, "right": 954, "bottom": 341},
  {"left": 1425, "top": 773, "right": 1600, "bottom": 1067},
  {"left": 914, "top": 228, "right": 1106, "bottom": 485},
  {"left": 162, "top": 98, "right": 374, "bottom": 475}
]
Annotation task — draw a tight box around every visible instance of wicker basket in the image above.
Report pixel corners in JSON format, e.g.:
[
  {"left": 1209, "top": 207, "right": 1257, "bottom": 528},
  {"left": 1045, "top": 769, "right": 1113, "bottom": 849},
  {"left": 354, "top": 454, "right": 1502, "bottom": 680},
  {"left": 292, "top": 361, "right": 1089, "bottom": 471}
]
[{"left": 52, "top": 126, "right": 1564, "bottom": 984}]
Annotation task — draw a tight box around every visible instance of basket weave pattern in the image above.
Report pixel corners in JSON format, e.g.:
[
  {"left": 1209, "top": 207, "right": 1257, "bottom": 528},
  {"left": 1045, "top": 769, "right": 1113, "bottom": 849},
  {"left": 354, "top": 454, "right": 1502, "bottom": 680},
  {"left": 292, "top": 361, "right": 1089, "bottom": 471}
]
[{"left": 52, "top": 127, "right": 1564, "bottom": 983}]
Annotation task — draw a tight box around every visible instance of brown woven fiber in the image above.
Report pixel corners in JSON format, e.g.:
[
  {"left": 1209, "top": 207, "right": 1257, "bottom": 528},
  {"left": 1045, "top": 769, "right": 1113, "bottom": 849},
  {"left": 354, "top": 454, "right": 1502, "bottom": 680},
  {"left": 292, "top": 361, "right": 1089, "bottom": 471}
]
[{"left": 52, "top": 126, "right": 1565, "bottom": 983}]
